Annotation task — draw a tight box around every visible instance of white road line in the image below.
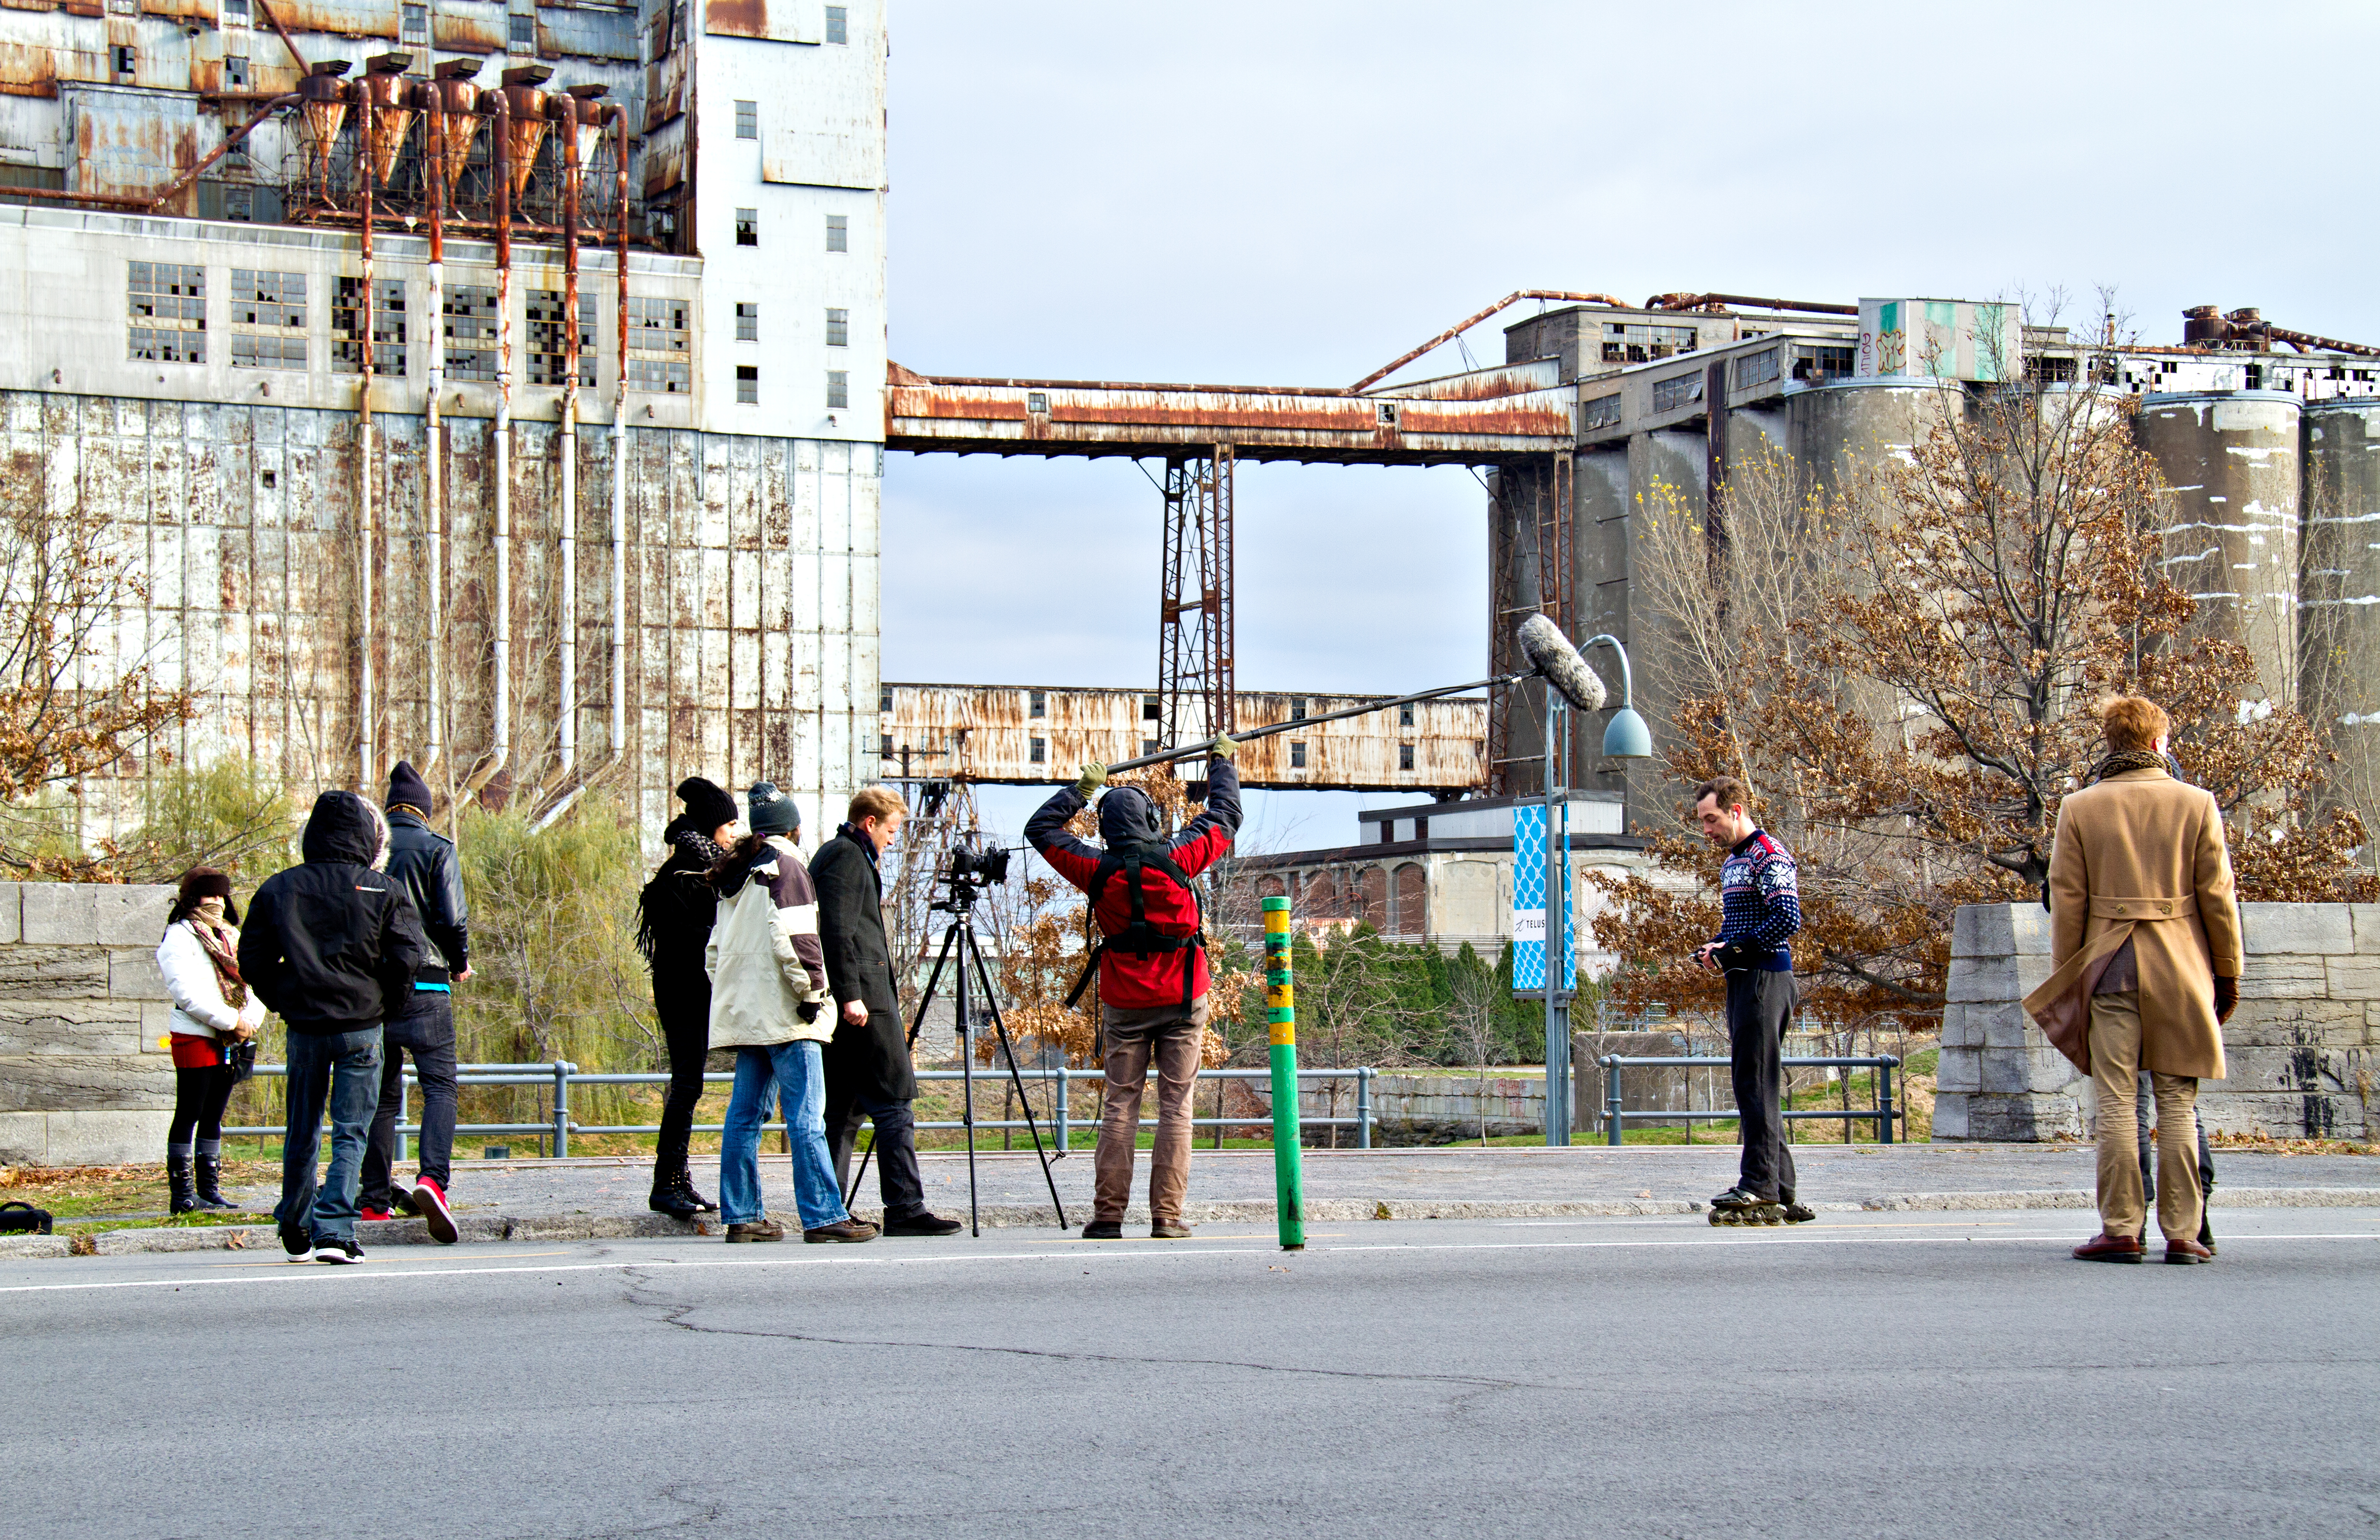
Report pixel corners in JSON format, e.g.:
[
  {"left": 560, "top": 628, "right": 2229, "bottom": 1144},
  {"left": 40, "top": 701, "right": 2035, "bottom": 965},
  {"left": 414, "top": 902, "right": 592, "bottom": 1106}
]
[{"left": 2, "top": 1230, "right": 2374, "bottom": 1297}]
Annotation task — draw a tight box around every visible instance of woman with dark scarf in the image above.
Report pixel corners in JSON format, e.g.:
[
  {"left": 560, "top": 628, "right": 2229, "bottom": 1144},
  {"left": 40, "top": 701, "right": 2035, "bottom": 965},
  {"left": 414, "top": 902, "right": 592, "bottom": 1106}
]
[
  {"left": 637, "top": 778, "right": 741, "bottom": 1217},
  {"left": 155, "top": 868, "right": 266, "bottom": 1214}
]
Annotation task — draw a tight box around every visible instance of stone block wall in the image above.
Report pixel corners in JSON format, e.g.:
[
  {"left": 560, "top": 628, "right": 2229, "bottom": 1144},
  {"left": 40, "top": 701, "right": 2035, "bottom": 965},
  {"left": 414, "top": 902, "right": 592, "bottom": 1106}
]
[
  {"left": 1938, "top": 902, "right": 2378, "bottom": 1142},
  {"left": 0, "top": 883, "right": 179, "bottom": 1165}
]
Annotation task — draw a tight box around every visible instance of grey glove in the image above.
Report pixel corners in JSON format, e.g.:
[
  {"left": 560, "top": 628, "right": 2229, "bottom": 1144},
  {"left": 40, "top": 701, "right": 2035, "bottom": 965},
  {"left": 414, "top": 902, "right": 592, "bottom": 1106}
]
[{"left": 1074, "top": 763, "right": 1108, "bottom": 798}]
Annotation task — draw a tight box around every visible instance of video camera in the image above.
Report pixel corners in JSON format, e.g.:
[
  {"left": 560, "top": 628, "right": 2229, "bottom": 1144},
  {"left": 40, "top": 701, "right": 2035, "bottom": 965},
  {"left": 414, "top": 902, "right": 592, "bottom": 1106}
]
[{"left": 943, "top": 833, "right": 1011, "bottom": 890}]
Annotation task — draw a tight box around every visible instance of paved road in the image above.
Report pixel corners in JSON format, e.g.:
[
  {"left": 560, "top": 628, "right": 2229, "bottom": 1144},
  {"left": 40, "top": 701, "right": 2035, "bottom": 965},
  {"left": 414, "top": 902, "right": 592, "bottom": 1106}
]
[
  {"left": 205, "top": 1143, "right": 2380, "bottom": 1226},
  {"left": 7, "top": 1211, "right": 2376, "bottom": 1538}
]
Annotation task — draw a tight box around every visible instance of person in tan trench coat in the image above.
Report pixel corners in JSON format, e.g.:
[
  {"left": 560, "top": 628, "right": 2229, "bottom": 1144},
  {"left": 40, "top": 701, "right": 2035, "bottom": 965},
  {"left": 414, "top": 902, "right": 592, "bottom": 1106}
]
[{"left": 2023, "top": 697, "right": 2241, "bottom": 1264}]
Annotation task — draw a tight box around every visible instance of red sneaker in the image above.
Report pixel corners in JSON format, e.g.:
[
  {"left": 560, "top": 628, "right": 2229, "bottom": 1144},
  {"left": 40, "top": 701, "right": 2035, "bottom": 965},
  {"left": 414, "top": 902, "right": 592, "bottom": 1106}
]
[
  {"left": 411, "top": 1176, "right": 458, "bottom": 1245},
  {"left": 359, "top": 1207, "right": 392, "bottom": 1223}
]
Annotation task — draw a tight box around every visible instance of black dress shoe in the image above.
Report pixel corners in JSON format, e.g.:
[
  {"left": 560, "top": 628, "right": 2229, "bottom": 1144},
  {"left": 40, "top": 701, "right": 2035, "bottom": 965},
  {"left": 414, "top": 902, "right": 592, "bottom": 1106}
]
[
  {"left": 649, "top": 1186, "right": 702, "bottom": 1219},
  {"left": 881, "top": 1212, "right": 963, "bottom": 1237}
]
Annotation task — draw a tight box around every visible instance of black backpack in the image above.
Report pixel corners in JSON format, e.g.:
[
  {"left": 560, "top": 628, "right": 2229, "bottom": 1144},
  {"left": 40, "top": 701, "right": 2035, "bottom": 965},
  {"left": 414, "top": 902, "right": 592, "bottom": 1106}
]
[
  {"left": 1064, "top": 840, "right": 1206, "bottom": 1010},
  {"left": 0, "top": 1201, "right": 53, "bottom": 1236}
]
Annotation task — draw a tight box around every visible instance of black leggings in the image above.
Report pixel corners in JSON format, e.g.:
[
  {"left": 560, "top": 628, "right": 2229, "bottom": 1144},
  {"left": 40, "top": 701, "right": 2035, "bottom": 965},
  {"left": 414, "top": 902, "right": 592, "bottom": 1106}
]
[
  {"left": 652, "top": 972, "right": 713, "bottom": 1183},
  {"left": 168, "top": 1064, "right": 239, "bottom": 1149}
]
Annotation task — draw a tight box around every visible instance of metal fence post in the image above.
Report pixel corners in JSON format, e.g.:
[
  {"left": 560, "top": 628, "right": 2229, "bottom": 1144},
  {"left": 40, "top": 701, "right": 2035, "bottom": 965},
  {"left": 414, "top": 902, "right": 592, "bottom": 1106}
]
[
  {"left": 1879, "top": 1058, "right": 1896, "bottom": 1145},
  {"left": 1356, "top": 1066, "right": 1372, "bottom": 1150},
  {"left": 1605, "top": 1056, "right": 1624, "bottom": 1147},
  {"left": 1056, "top": 1066, "right": 1071, "bottom": 1155},
  {"left": 552, "top": 1060, "right": 571, "bottom": 1158},
  {"left": 397, "top": 1071, "right": 410, "bottom": 1165},
  {"left": 1262, "top": 897, "right": 1304, "bottom": 1250}
]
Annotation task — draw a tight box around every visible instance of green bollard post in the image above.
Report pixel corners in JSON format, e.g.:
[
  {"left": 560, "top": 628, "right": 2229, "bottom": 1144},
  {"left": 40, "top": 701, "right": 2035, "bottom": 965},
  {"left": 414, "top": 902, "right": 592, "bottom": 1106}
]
[{"left": 1263, "top": 897, "right": 1304, "bottom": 1250}]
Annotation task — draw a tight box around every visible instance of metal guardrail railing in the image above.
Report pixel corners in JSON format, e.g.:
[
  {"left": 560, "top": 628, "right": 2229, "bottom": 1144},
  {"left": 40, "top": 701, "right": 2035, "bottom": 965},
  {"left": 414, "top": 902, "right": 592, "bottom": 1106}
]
[
  {"left": 227, "top": 1062, "right": 1381, "bottom": 1156},
  {"left": 1597, "top": 1054, "right": 1901, "bottom": 1147}
]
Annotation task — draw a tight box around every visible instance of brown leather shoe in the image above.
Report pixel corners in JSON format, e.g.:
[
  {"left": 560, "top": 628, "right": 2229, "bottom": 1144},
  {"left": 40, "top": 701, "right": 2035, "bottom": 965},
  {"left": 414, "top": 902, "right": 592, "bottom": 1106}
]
[
  {"left": 804, "top": 1218, "right": 879, "bottom": 1244},
  {"left": 2072, "top": 1231, "right": 2144, "bottom": 1263},
  {"left": 724, "top": 1219, "right": 784, "bottom": 1243},
  {"left": 1150, "top": 1220, "right": 1192, "bottom": 1239},
  {"left": 2163, "top": 1236, "right": 2214, "bottom": 1265}
]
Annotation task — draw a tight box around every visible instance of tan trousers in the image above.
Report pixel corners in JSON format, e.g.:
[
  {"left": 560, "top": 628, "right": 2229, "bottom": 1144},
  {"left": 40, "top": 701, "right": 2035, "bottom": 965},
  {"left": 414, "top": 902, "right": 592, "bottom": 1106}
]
[
  {"left": 2088, "top": 991, "right": 2203, "bottom": 1242},
  {"left": 1093, "top": 996, "right": 1208, "bottom": 1225}
]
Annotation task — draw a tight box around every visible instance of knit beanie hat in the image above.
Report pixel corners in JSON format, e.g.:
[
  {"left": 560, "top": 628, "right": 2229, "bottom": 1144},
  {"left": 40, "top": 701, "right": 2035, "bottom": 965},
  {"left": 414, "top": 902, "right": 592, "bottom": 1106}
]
[
  {"left": 675, "top": 776, "right": 739, "bottom": 832},
  {"left": 386, "top": 760, "right": 434, "bottom": 816},
  {"left": 747, "top": 782, "right": 800, "bottom": 837}
]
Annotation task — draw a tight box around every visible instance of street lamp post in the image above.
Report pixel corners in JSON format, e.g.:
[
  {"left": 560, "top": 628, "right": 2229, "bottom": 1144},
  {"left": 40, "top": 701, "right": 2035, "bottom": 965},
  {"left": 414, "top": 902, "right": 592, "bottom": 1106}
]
[{"left": 1542, "top": 633, "right": 1652, "bottom": 1147}]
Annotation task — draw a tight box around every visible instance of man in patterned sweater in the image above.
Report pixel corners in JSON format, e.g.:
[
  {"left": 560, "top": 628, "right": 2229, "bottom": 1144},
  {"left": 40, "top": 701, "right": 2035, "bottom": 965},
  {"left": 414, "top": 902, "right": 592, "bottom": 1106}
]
[{"left": 1691, "top": 775, "right": 1812, "bottom": 1223}]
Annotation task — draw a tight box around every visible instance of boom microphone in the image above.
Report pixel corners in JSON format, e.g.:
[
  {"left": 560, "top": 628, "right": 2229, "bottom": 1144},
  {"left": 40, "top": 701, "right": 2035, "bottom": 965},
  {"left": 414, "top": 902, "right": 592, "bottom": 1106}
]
[
  {"left": 1097, "top": 612, "right": 1609, "bottom": 775},
  {"left": 1517, "top": 614, "right": 1606, "bottom": 714}
]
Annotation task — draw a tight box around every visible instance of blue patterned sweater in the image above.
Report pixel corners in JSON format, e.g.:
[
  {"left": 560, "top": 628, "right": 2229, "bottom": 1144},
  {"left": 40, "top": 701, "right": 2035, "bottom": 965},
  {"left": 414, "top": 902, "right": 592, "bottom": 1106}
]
[{"left": 1712, "top": 829, "right": 1800, "bottom": 972}]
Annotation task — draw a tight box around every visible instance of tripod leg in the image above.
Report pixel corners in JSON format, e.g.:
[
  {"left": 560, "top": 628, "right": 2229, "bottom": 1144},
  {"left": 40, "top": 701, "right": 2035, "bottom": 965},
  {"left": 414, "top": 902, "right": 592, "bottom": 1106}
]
[
  {"left": 956, "top": 923, "right": 979, "bottom": 1238},
  {"left": 970, "top": 930, "right": 1070, "bottom": 1231},
  {"left": 843, "top": 1132, "right": 876, "bottom": 1212}
]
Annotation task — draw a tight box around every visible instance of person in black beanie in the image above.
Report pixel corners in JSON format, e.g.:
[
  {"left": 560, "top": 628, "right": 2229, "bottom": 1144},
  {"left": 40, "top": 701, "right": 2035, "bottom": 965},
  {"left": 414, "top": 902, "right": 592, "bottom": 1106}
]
[
  {"left": 637, "top": 777, "right": 741, "bottom": 1216},
  {"left": 357, "top": 760, "right": 471, "bottom": 1244}
]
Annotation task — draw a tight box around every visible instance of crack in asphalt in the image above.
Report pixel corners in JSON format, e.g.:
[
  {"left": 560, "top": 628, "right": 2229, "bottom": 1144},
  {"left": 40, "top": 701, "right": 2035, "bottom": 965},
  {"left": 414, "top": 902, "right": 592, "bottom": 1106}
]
[{"left": 619, "top": 1269, "right": 1538, "bottom": 1393}]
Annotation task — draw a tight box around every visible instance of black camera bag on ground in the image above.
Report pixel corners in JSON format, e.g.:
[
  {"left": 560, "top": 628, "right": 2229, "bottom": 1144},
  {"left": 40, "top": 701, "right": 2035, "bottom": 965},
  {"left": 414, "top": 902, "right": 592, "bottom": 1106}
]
[{"left": 0, "top": 1201, "right": 55, "bottom": 1236}]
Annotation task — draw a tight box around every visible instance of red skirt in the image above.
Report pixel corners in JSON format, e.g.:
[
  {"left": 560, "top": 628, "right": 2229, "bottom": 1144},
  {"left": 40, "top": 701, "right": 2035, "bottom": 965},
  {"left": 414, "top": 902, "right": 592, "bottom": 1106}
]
[{"left": 169, "top": 1032, "right": 224, "bottom": 1070}]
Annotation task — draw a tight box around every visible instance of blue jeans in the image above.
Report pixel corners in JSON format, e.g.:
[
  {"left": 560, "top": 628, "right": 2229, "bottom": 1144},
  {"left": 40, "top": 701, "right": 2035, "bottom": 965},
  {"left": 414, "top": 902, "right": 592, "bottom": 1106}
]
[
  {"left": 276, "top": 1026, "right": 383, "bottom": 1244},
  {"left": 718, "top": 1040, "right": 849, "bottom": 1231}
]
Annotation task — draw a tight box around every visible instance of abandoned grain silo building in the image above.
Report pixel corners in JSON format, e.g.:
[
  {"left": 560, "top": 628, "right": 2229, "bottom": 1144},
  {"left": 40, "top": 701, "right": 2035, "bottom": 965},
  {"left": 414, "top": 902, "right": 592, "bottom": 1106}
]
[{"left": 1, "top": 0, "right": 887, "bottom": 837}]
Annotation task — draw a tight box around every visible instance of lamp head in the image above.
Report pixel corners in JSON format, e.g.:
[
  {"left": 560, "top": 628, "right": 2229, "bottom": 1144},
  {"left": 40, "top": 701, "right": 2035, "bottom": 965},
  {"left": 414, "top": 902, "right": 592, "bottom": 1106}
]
[{"left": 1601, "top": 706, "right": 1654, "bottom": 760}]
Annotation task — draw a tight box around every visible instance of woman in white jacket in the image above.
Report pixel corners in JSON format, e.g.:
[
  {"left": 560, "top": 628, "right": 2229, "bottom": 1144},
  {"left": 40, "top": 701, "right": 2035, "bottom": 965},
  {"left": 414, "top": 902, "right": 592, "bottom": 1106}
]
[
  {"left": 156, "top": 868, "right": 266, "bottom": 1214},
  {"left": 704, "top": 784, "right": 875, "bottom": 1243}
]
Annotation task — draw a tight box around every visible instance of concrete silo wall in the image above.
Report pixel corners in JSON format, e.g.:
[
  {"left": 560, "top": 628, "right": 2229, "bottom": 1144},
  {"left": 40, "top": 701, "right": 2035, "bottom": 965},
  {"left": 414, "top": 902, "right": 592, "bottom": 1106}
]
[
  {"left": 2301, "top": 399, "right": 2380, "bottom": 814},
  {"left": 3, "top": 389, "right": 879, "bottom": 852},
  {"left": 2135, "top": 391, "right": 2303, "bottom": 703}
]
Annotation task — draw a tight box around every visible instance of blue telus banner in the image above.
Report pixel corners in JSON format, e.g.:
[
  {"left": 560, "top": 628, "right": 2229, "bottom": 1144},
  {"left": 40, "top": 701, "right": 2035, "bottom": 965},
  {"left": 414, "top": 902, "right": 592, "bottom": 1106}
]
[{"left": 1511, "top": 804, "right": 1572, "bottom": 994}]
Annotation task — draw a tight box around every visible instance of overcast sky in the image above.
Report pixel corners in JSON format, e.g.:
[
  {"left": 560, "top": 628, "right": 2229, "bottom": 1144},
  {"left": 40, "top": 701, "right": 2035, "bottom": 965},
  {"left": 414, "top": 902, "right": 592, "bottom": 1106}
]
[{"left": 878, "top": 0, "right": 2380, "bottom": 850}]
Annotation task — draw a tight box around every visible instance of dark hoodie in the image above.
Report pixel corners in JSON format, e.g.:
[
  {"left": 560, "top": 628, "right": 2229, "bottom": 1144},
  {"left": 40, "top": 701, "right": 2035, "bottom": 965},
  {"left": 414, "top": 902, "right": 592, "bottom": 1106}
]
[
  {"left": 1025, "top": 759, "right": 1241, "bottom": 1010},
  {"left": 239, "top": 791, "right": 430, "bottom": 1033}
]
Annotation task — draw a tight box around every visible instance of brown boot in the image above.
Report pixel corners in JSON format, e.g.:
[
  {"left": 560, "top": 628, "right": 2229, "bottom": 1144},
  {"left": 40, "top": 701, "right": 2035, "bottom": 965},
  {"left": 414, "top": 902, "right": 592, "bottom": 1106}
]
[
  {"left": 2163, "top": 1236, "right": 2214, "bottom": 1265},
  {"left": 1150, "top": 1219, "right": 1192, "bottom": 1239},
  {"left": 804, "top": 1218, "right": 879, "bottom": 1243},
  {"left": 2072, "top": 1231, "right": 2143, "bottom": 1263},
  {"left": 724, "top": 1219, "right": 784, "bottom": 1243}
]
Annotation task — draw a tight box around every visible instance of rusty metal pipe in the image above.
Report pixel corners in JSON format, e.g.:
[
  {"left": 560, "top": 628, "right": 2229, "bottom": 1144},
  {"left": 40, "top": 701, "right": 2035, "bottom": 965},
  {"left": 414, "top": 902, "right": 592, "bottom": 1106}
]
[
  {"left": 355, "top": 74, "right": 378, "bottom": 792},
  {"left": 147, "top": 94, "right": 301, "bottom": 211},
  {"left": 248, "top": 0, "right": 310, "bottom": 79},
  {"left": 1644, "top": 291, "right": 1858, "bottom": 316},
  {"left": 462, "top": 88, "right": 513, "bottom": 806},
  {"left": 554, "top": 92, "right": 583, "bottom": 789},
  {"left": 419, "top": 80, "right": 446, "bottom": 775},
  {"left": 1350, "top": 291, "right": 1633, "bottom": 393},
  {"left": 608, "top": 102, "right": 630, "bottom": 779}
]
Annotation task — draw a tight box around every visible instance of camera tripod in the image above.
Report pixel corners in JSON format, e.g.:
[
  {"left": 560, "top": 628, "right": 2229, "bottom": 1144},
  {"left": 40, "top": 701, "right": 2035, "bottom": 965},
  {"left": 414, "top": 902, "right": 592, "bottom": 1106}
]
[{"left": 843, "top": 878, "right": 1070, "bottom": 1237}]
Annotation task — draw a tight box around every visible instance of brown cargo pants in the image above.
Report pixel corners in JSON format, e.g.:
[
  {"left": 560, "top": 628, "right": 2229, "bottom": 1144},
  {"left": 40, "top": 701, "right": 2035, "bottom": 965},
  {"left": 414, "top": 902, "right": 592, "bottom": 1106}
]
[{"left": 1093, "top": 995, "right": 1210, "bottom": 1225}]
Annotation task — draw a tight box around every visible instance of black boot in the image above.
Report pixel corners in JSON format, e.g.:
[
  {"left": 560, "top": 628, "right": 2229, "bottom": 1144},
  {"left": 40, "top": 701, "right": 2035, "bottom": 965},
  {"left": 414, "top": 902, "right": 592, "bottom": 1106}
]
[
  {"left": 193, "top": 1152, "right": 238, "bottom": 1211},
  {"left": 166, "top": 1154, "right": 198, "bottom": 1216},
  {"left": 649, "top": 1175, "right": 700, "bottom": 1219},
  {"left": 677, "top": 1173, "right": 718, "bottom": 1213}
]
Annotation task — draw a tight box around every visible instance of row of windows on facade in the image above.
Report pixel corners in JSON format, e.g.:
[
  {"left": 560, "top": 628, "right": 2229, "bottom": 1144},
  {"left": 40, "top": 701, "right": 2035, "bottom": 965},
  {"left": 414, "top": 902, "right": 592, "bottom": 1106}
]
[
  {"left": 651, "top": 1, "right": 848, "bottom": 62},
  {"left": 126, "top": 265, "right": 843, "bottom": 397},
  {"left": 740, "top": 211, "right": 852, "bottom": 251}
]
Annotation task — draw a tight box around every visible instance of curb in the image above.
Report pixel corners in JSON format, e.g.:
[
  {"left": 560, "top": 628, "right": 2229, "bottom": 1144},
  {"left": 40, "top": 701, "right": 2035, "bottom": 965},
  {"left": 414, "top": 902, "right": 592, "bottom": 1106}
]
[{"left": 7, "top": 1186, "right": 2375, "bottom": 1259}]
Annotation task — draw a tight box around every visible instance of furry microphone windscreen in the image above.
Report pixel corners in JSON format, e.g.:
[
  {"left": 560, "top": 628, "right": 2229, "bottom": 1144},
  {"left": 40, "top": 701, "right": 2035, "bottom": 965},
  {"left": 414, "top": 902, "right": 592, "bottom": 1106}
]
[{"left": 1517, "top": 615, "right": 1607, "bottom": 713}]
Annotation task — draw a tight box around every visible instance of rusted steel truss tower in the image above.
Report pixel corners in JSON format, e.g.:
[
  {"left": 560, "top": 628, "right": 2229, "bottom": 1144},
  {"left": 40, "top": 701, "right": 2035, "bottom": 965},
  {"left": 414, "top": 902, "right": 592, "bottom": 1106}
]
[
  {"left": 1486, "top": 448, "right": 1573, "bottom": 794},
  {"left": 1156, "top": 445, "right": 1236, "bottom": 754}
]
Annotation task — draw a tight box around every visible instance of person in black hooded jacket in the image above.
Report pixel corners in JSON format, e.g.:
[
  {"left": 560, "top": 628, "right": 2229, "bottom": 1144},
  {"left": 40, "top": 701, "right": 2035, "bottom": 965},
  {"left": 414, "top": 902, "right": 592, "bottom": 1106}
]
[
  {"left": 357, "top": 761, "right": 471, "bottom": 1242},
  {"left": 240, "top": 790, "right": 429, "bottom": 1264},
  {"left": 637, "top": 777, "right": 740, "bottom": 1217}
]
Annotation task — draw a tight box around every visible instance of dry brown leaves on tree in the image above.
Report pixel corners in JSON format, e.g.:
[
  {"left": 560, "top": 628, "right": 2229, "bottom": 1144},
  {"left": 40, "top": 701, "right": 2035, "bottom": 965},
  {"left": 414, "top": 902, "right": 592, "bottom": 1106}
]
[{"left": 1592, "top": 349, "right": 2371, "bottom": 1032}]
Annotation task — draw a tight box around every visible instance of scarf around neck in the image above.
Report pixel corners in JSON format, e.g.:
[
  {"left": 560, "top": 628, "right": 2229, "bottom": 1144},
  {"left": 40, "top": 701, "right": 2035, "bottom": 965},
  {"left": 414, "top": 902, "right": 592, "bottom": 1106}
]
[
  {"left": 2089, "top": 748, "right": 2169, "bottom": 785},
  {"left": 188, "top": 917, "right": 247, "bottom": 1011}
]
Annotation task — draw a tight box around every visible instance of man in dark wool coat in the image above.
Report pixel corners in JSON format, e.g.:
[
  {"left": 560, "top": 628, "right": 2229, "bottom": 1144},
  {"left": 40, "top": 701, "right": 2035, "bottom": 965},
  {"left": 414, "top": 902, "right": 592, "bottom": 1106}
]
[{"left": 811, "top": 786, "right": 961, "bottom": 1236}]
